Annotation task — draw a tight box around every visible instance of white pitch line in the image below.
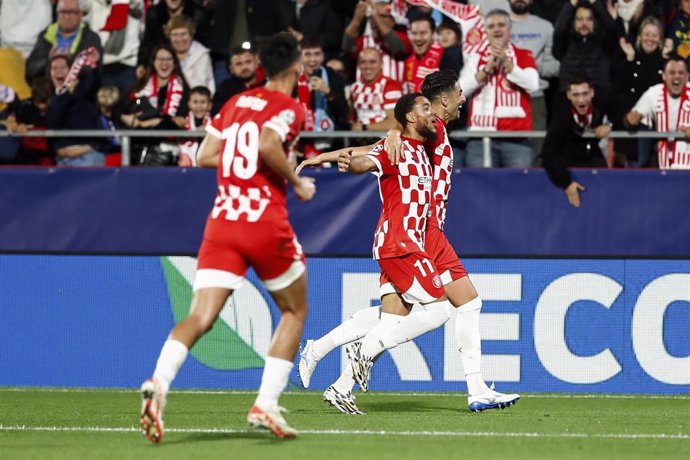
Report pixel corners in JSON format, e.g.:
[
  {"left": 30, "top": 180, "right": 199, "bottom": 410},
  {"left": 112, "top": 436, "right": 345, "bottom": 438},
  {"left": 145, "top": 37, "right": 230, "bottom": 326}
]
[
  {"left": 0, "top": 425, "right": 689, "bottom": 440},
  {"left": 1, "top": 388, "right": 689, "bottom": 399}
]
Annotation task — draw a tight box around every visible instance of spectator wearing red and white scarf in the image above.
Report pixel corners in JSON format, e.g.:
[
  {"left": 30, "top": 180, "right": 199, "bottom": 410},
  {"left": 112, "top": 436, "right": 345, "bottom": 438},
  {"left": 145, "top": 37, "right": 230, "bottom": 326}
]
[
  {"left": 349, "top": 47, "right": 403, "bottom": 132},
  {"left": 121, "top": 44, "right": 189, "bottom": 130},
  {"left": 460, "top": 9, "right": 539, "bottom": 168},
  {"left": 179, "top": 85, "right": 211, "bottom": 167},
  {"left": 625, "top": 56, "right": 690, "bottom": 170},
  {"left": 403, "top": 14, "right": 461, "bottom": 94}
]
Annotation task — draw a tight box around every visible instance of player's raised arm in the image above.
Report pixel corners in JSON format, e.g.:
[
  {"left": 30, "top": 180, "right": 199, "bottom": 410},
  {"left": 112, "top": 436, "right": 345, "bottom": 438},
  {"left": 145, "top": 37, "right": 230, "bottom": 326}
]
[
  {"left": 260, "top": 126, "right": 316, "bottom": 201},
  {"left": 196, "top": 133, "right": 222, "bottom": 168}
]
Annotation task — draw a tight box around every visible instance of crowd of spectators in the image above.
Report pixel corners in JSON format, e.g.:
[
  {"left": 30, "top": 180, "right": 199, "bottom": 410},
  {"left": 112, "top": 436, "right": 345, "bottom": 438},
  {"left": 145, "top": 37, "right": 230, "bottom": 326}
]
[{"left": 0, "top": 0, "right": 687, "bottom": 171}]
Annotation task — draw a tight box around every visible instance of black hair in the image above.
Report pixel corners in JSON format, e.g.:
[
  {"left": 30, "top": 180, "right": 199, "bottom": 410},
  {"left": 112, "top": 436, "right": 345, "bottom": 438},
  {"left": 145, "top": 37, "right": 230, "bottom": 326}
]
[
  {"left": 300, "top": 35, "right": 324, "bottom": 50},
  {"left": 665, "top": 53, "right": 688, "bottom": 70},
  {"left": 190, "top": 86, "right": 212, "bottom": 99},
  {"left": 394, "top": 92, "right": 424, "bottom": 129},
  {"left": 230, "top": 46, "right": 256, "bottom": 58},
  {"left": 566, "top": 75, "right": 593, "bottom": 89},
  {"left": 410, "top": 14, "right": 436, "bottom": 32},
  {"left": 421, "top": 69, "right": 458, "bottom": 102},
  {"left": 437, "top": 19, "right": 461, "bottom": 38},
  {"left": 259, "top": 32, "right": 301, "bottom": 78}
]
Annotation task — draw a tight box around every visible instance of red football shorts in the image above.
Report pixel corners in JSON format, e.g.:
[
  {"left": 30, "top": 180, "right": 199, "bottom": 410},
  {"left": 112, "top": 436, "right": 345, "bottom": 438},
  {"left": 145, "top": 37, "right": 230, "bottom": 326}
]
[
  {"left": 195, "top": 219, "right": 305, "bottom": 292},
  {"left": 425, "top": 224, "right": 468, "bottom": 284},
  {"left": 377, "top": 251, "right": 445, "bottom": 304},
  {"left": 380, "top": 225, "right": 467, "bottom": 298}
]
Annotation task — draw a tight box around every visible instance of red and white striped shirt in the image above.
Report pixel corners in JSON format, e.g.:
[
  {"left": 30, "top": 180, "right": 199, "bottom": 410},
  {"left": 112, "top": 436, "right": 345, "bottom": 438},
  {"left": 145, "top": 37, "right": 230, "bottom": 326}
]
[{"left": 350, "top": 73, "right": 403, "bottom": 126}]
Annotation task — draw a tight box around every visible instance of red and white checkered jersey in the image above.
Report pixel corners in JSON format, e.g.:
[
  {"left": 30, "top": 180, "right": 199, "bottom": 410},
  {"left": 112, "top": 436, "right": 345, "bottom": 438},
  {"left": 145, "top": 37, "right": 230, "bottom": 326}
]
[
  {"left": 350, "top": 74, "right": 403, "bottom": 126},
  {"left": 356, "top": 31, "right": 411, "bottom": 81},
  {"left": 205, "top": 87, "right": 305, "bottom": 227},
  {"left": 367, "top": 137, "right": 433, "bottom": 259},
  {"left": 424, "top": 117, "right": 453, "bottom": 229}
]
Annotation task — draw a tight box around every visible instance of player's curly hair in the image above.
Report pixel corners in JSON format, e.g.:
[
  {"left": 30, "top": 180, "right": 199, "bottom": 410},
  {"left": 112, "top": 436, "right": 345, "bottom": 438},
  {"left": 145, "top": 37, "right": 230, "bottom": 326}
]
[
  {"left": 421, "top": 70, "right": 459, "bottom": 102},
  {"left": 394, "top": 92, "right": 424, "bottom": 129},
  {"left": 259, "top": 32, "right": 300, "bottom": 78}
]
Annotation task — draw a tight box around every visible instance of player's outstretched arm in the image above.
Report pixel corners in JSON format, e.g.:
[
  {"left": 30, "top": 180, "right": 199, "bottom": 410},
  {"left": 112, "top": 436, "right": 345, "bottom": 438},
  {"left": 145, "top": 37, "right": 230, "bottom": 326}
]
[
  {"left": 338, "top": 150, "right": 377, "bottom": 174},
  {"left": 196, "top": 134, "right": 222, "bottom": 168},
  {"left": 260, "top": 127, "right": 316, "bottom": 201},
  {"left": 296, "top": 143, "right": 381, "bottom": 174}
]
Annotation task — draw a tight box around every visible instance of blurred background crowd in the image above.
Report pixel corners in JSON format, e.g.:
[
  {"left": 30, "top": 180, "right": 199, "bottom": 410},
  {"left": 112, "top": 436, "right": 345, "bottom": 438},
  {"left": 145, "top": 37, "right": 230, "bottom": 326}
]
[{"left": 0, "top": 0, "right": 685, "bottom": 171}]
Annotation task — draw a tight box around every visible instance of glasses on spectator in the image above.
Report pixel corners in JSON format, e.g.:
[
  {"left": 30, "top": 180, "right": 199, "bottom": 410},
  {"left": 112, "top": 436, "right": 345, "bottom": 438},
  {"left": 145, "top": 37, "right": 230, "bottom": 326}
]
[
  {"left": 58, "top": 9, "right": 81, "bottom": 15},
  {"left": 155, "top": 57, "right": 174, "bottom": 63}
]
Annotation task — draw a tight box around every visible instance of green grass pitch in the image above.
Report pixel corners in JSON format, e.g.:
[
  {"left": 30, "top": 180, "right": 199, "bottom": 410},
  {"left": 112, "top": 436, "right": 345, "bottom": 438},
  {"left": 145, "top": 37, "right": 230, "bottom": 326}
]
[{"left": 1, "top": 388, "right": 689, "bottom": 460}]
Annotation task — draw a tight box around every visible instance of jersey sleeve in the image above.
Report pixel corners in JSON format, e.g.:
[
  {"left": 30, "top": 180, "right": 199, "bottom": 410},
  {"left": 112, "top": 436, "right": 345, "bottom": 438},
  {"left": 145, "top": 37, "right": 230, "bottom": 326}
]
[
  {"left": 263, "top": 99, "right": 305, "bottom": 143},
  {"left": 382, "top": 79, "right": 403, "bottom": 110},
  {"left": 206, "top": 112, "right": 223, "bottom": 138},
  {"left": 366, "top": 141, "right": 397, "bottom": 177}
]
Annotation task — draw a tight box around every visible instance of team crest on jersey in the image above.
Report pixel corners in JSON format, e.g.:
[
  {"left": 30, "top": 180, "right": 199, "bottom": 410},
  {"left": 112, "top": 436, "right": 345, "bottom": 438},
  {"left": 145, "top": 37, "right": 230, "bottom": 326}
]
[
  {"left": 432, "top": 275, "right": 442, "bottom": 289},
  {"left": 371, "top": 144, "right": 385, "bottom": 153},
  {"left": 279, "top": 109, "right": 296, "bottom": 125}
]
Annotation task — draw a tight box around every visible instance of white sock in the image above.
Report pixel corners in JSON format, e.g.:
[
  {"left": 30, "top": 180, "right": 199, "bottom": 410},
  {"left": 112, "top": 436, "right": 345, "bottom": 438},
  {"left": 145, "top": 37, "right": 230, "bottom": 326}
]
[
  {"left": 254, "top": 356, "right": 293, "bottom": 410},
  {"left": 152, "top": 339, "right": 189, "bottom": 395},
  {"left": 333, "top": 312, "right": 399, "bottom": 392},
  {"left": 362, "top": 300, "right": 452, "bottom": 356},
  {"left": 359, "top": 311, "right": 404, "bottom": 357},
  {"left": 331, "top": 364, "right": 357, "bottom": 393},
  {"left": 455, "top": 297, "right": 489, "bottom": 395},
  {"left": 313, "top": 306, "right": 381, "bottom": 360}
]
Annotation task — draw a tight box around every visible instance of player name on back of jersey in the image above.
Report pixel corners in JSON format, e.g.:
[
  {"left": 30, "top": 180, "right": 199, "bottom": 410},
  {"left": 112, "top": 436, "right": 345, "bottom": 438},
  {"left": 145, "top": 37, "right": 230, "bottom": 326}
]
[{"left": 235, "top": 95, "right": 268, "bottom": 111}]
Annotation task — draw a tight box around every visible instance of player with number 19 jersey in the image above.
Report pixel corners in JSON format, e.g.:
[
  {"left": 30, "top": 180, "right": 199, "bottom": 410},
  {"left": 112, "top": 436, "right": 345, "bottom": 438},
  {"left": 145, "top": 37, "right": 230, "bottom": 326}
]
[{"left": 195, "top": 86, "right": 306, "bottom": 291}]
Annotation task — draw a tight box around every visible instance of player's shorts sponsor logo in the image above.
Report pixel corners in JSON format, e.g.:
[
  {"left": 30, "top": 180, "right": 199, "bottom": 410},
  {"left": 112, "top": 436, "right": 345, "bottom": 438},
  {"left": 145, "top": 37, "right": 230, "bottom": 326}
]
[{"left": 432, "top": 274, "right": 442, "bottom": 288}]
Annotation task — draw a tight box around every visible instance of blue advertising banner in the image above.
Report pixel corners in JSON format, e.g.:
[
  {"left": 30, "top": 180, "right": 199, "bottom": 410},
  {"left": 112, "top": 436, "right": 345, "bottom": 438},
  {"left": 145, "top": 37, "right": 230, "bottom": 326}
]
[
  {"left": 1, "top": 168, "right": 689, "bottom": 256},
  {"left": 1, "top": 255, "right": 688, "bottom": 394}
]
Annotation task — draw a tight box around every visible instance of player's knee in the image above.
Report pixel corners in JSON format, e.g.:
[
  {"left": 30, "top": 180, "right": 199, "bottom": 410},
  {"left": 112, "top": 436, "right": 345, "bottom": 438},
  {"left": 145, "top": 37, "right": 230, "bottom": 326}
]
[
  {"left": 425, "top": 300, "right": 452, "bottom": 326},
  {"left": 455, "top": 296, "right": 482, "bottom": 313},
  {"left": 277, "top": 298, "right": 308, "bottom": 321}
]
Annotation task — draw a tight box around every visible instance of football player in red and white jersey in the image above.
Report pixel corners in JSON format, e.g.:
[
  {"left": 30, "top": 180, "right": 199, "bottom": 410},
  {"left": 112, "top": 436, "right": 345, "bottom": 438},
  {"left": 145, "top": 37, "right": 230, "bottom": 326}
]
[
  {"left": 139, "top": 33, "right": 315, "bottom": 442},
  {"left": 297, "top": 71, "right": 519, "bottom": 414}
]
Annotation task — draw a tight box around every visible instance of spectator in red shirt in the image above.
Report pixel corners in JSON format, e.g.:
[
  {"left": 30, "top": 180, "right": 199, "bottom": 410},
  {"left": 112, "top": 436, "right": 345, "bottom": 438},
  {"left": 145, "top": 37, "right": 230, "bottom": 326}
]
[{"left": 403, "top": 14, "right": 462, "bottom": 94}]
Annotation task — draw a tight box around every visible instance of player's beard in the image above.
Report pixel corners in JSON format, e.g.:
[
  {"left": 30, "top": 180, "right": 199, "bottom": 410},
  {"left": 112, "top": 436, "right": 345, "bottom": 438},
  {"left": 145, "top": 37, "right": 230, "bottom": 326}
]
[
  {"left": 237, "top": 72, "right": 255, "bottom": 83},
  {"left": 510, "top": 1, "right": 529, "bottom": 14},
  {"left": 418, "top": 123, "right": 438, "bottom": 142}
]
